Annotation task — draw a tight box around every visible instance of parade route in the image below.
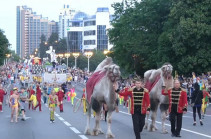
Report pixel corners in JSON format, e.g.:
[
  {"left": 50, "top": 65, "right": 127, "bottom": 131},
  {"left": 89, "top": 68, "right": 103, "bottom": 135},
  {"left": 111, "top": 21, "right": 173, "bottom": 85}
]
[{"left": 1, "top": 82, "right": 211, "bottom": 139}]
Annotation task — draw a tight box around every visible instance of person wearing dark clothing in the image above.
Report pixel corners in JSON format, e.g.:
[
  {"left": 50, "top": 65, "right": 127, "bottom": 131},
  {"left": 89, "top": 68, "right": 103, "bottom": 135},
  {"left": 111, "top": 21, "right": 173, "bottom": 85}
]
[{"left": 191, "top": 83, "right": 203, "bottom": 126}]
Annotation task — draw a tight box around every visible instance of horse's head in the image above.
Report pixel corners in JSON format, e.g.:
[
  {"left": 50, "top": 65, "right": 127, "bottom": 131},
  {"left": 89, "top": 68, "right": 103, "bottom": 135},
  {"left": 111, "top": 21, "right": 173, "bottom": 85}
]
[
  {"left": 104, "top": 64, "right": 121, "bottom": 82},
  {"left": 161, "top": 63, "right": 173, "bottom": 79}
]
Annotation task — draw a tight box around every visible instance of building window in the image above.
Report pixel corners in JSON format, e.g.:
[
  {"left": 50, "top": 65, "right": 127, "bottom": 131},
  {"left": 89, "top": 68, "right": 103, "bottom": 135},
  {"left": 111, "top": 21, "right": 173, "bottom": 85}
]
[
  {"left": 84, "top": 30, "right": 95, "bottom": 36},
  {"left": 84, "top": 40, "right": 95, "bottom": 45},
  {"left": 84, "top": 21, "right": 96, "bottom": 26},
  {"left": 97, "top": 25, "right": 108, "bottom": 51},
  {"left": 67, "top": 31, "right": 82, "bottom": 52}
]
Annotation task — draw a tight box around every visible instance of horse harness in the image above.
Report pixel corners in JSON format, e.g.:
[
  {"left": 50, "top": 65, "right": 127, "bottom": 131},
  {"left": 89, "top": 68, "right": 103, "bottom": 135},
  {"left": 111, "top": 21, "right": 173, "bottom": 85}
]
[{"left": 108, "top": 66, "right": 119, "bottom": 82}]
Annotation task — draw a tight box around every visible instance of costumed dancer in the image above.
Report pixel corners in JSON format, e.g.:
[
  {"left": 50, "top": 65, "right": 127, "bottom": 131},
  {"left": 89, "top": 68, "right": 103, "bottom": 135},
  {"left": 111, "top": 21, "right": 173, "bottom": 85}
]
[
  {"left": 82, "top": 88, "right": 86, "bottom": 114},
  {"left": 119, "top": 94, "right": 124, "bottom": 105},
  {"left": 70, "top": 87, "right": 76, "bottom": 106},
  {"left": 67, "top": 91, "right": 71, "bottom": 102},
  {"left": 162, "top": 79, "right": 187, "bottom": 137},
  {"left": 57, "top": 87, "right": 64, "bottom": 112},
  {"left": 48, "top": 90, "right": 59, "bottom": 123},
  {"left": 115, "top": 79, "right": 150, "bottom": 139},
  {"left": 9, "top": 88, "right": 19, "bottom": 123},
  {"left": 28, "top": 86, "right": 35, "bottom": 110},
  {"left": 0, "top": 85, "right": 6, "bottom": 112},
  {"left": 202, "top": 87, "right": 210, "bottom": 119},
  {"left": 34, "top": 84, "right": 42, "bottom": 111}
]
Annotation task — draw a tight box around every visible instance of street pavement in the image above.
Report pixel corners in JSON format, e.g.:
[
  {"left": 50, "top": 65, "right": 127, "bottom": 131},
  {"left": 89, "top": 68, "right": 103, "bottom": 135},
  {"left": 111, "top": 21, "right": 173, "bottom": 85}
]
[{"left": 1, "top": 82, "right": 211, "bottom": 139}]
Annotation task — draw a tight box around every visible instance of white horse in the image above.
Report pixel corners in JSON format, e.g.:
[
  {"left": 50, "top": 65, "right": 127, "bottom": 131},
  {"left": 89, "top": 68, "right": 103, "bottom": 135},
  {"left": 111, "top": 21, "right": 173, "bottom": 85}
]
[
  {"left": 144, "top": 63, "right": 173, "bottom": 133},
  {"left": 85, "top": 57, "right": 121, "bottom": 138}
]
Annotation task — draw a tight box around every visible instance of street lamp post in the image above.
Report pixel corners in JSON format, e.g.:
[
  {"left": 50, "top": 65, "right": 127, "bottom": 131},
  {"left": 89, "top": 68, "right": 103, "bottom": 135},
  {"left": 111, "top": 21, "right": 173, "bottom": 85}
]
[
  {"left": 72, "top": 53, "right": 80, "bottom": 69},
  {"left": 84, "top": 52, "right": 93, "bottom": 72},
  {"left": 5, "top": 54, "right": 11, "bottom": 65},
  {"left": 58, "top": 54, "right": 64, "bottom": 65},
  {"left": 64, "top": 53, "right": 71, "bottom": 68}
]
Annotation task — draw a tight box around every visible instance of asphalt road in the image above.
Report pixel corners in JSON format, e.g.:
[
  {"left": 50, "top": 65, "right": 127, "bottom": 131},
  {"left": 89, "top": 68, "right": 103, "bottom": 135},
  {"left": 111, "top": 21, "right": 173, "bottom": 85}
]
[{"left": 0, "top": 82, "right": 211, "bottom": 139}]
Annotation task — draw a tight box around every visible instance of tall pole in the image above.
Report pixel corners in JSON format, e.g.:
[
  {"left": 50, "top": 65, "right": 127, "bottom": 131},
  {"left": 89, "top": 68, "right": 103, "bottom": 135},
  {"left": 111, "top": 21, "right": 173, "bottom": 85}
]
[
  {"left": 67, "top": 57, "right": 68, "bottom": 68},
  {"left": 75, "top": 57, "right": 77, "bottom": 69},
  {"left": 88, "top": 57, "right": 90, "bottom": 72},
  {"left": 84, "top": 52, "right": 93, "bottom": 72},
  {"left": 73, "top": 53, "right": 79, "bottom": 69}
]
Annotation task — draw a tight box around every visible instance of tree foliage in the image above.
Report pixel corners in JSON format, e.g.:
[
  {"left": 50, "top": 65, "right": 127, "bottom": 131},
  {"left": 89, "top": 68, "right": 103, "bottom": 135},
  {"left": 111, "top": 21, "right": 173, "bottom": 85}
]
[
  {"left": 109, "top": 0, "right": 211, "bottom": 76},
  {"left": 159, "top": 0, "right": 211, "bottom": 75},
  {"left": 39, "top": 33, "right": 67, "bottom": 59},
  {"left": 0, "top": 29, "right": 10, "bottom": 65}
]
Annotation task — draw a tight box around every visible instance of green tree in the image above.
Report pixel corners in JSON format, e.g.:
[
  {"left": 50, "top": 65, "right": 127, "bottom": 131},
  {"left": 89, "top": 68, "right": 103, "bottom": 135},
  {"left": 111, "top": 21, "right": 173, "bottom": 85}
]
[
  {"left": 39, "top": 34, "right": 48, "bottom": 59},
  {"left": 108, "top": 0, "right": 172, "bottom": 75},
  {"left": 159, "top": 0, "right": 211, "bottom": 75},
  {"left": 10, "top": 50, "right": 20, "bottom": 62},
  {"left": 0, "top": 29, "right": 10, "bottom": 65}
]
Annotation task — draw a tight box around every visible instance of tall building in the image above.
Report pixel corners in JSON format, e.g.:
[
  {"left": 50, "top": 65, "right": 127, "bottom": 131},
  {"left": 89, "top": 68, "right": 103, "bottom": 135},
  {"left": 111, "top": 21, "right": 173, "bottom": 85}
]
[
  {"left": 67, "top": 7, "right": 113, "bottom": 52},
  {"left": 59, "top": 4, "right": 76, "bottom": 39},
  {"left": 16, "top": 6, "right": 58, "bottom": 58}
]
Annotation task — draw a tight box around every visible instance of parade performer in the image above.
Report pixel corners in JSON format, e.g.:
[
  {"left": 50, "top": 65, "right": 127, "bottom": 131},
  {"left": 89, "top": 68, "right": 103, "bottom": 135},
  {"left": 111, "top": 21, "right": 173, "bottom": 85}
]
[
  {"left": 28, "top": 93, "right": 37, "bottom": 109},
  {"left": 191, "top": 82, "right": 203, "bottom": 126},
  {"left": 162, "top": 79, "right": 187, "bottom": 137},
  {"left": 67, "top": 91, "right": 71, "bottom": 102},
  {"left": 57, "top": 87, "right": 64, "bottom": 112},
  {"left": 0, "top": 85, "right": 6, "bottom": 112},
  {"left": 116, "top": 79, "right": 150, "bottom": 139},
  {"left": 202, "top": 87, "right": 211, "bottom": 118},
  {"left": 119, "top": 95, "right": 124, "bottom": 105},
  {"left": 28, "top": 86, "right": 35, "bottom": 110},
  {"left": 9, "top": 88, "right": 19, "bottom": 123},
  {"left": 34, "top": 84, "right": 42, "bottom": 111},
  {"left": 48, "top": 90, "right": 59, "bottom": 123},
  {"left": 82, "top": 88, "right": 86, "bottom": 114},
  {"left": 70, "top": 88, "right": 76, "bottom": 106},
  {"left": 19, "top": 87, "right": 28, "bottom": 121}
]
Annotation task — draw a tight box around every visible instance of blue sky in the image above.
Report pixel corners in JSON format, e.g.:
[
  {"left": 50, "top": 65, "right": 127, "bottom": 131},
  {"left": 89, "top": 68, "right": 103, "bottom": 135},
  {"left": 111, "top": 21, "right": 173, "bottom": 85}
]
[{"left": 0, "top": 0, "right": 122, "bottom": 52}]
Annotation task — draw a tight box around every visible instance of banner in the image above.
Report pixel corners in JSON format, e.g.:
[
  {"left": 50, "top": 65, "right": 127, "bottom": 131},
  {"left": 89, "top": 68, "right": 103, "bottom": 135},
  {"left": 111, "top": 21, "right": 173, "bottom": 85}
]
[{"left": 44, "top": 73, "right": 67, "bottom": 84}]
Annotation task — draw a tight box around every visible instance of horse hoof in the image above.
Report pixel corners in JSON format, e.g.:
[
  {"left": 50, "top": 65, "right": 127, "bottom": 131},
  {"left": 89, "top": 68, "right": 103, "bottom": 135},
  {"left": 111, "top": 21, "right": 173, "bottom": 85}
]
[
  {"left": 98, "top": 129, "right": 104, "bottom": 134},
  {"left": 93, "top": 129, "right": 99, "bottom": 136},
  {"left": 149, "top": 125, "right": 156, "bottom": 132},
  {"left": 106, "top": 133, "right": 115, "bottom": 138},
  {"left": 144, "top": 124, "right": 148, "bottom": 130},
  {"left": 84, "top": 128, "right": 91, "bottom": 135},
  {"left": 162, "top": 130, "right": 168, "bottom": 134}
]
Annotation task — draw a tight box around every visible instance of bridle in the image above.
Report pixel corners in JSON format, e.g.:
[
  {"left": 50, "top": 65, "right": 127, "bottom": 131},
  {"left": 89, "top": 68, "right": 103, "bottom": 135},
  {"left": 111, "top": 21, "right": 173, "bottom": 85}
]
[
  {"left": 108, "top": 65, "right": 120, "bottom": 82},
  {"left": 162, "top": 64, "right": 173, "bottom": 80}
]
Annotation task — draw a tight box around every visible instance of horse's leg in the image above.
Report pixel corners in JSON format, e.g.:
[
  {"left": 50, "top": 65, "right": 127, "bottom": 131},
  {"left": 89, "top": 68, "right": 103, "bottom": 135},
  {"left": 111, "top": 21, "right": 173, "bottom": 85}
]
[
  {"left": 84, "top": 104, "right": 92, "bottom": 135},
  {"left": 97, "top": 110, "right": 104, "bottom": 134},
  {"left": 93, "top": 111, "right": 101, "bottom": 136},
  {"left": 160, "top": 103, "right": 169, "bottom": 134},
  {"left": 144, "top": 113, "right": 149, "bottom": 130},
  {"left": 106, "top": 110, "right": 114, "bottom": 138},
  {"left": 149, "top": 99, "right": 159, "bottom": 132}
]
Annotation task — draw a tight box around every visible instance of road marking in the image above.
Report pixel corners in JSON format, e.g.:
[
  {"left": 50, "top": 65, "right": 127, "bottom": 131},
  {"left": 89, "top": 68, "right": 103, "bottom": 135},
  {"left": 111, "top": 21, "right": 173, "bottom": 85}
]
[
  {"left": 150, "top": 119, "right": 211, "bottom": 139},
  {"left": 70, "top": 127, "right": 81, "bottom": 134},
  {"left": 55, "top": 113, "right": 60, "bottom": 117},
  {"left": 58, "top": 116, "right": 65, "bottom": 121},
  {"left": 119, "top": 111, "right": 211, "bottom": 138},
  {"left": 42, "top": 96, "right": 88, "bottom": 139},
  {"left": 63, "top": 121, "right": 71, "bottom": 126},
  {"left": 79, "top": 135, "right": 89, "bottom": 139},
  {"left": 119, "top": 111, "right": 130, "bottom": 115}
]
